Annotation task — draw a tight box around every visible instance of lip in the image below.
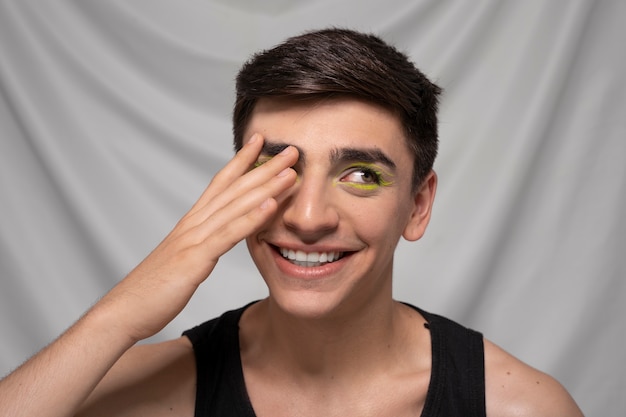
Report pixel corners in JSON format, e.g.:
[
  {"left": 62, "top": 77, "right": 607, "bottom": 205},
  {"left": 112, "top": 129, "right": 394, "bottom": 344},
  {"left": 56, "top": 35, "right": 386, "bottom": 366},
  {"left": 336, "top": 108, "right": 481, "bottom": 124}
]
[{"left": 268, "top": 244, "right": 354, "bottom": 280}]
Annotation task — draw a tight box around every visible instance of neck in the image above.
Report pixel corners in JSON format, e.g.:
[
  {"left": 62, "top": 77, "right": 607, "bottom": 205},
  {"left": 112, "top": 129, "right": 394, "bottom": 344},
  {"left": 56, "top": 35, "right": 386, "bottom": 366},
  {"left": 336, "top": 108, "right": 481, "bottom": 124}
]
[{"left": 241, "top": 296, "right": 410, "bottom": 380}]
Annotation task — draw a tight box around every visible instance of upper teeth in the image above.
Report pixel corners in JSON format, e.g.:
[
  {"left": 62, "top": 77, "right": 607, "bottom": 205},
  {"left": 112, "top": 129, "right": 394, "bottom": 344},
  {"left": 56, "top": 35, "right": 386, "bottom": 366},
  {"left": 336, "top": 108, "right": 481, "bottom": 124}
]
[{"left": 279, "top": 248, "right": 344, "bottom": 265}]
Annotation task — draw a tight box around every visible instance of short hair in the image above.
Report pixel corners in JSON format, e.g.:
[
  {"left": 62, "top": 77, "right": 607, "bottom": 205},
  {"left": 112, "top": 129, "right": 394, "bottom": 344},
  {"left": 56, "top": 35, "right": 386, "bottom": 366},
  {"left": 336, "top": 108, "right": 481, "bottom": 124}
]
[{"left": 233, "top": 28, "right": 442, "bottom": 189}]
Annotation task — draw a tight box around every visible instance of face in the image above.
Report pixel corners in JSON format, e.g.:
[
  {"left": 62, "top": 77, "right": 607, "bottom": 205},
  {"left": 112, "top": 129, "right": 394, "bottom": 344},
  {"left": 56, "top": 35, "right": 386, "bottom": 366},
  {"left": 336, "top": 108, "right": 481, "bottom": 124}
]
[{"left": 244, "top": 97, "right": 436, "bottom": 320}]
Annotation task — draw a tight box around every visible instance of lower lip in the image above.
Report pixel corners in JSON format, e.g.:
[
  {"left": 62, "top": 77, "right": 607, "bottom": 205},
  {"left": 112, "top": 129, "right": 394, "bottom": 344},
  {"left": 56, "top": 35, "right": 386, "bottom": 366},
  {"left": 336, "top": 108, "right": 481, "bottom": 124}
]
[{"left": 271, "top": 247, "right": 349, "bottom": 280}]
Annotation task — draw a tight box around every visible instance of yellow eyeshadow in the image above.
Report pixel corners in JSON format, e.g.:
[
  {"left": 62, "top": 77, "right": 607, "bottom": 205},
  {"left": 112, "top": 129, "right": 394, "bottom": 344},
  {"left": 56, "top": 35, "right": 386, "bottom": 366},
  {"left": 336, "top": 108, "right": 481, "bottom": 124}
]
[
  {"left": 253, "top": 155, "right": 273, "bottom": 168},
  {"left": 341, "top": 182, "right": 382, "bottom": 191},
  {"left": 335, "top": 162, "right": 394, "bottom": 190}
]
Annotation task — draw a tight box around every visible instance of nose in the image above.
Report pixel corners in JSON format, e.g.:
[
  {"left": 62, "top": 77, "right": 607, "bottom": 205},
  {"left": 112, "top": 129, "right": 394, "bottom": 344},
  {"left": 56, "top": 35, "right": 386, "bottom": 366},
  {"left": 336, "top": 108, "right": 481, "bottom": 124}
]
[{"left": 281, "top": 174, "right": 339, "bottom": 240}]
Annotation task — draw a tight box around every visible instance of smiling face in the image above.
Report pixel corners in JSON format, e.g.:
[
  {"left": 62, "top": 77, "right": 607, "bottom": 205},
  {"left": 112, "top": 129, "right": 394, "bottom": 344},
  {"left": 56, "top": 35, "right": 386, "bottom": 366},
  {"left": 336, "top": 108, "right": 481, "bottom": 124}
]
[{"left": 244, "top": 97, "right": 437, "bottom": 320}]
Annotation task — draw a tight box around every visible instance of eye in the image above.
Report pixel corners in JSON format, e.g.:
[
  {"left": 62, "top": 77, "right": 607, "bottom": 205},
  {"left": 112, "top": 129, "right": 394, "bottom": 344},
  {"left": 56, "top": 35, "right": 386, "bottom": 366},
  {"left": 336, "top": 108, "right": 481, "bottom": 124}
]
[{"left": 341, "top": 166, "right": 382, "bottom": 185}]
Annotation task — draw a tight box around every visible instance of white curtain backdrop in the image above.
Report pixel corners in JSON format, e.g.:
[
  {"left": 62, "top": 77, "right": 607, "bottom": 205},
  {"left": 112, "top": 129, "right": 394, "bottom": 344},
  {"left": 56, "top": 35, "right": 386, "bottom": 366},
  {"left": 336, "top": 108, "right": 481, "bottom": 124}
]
[{"left": 1, "top": 0, "right": 624, "bottom": 415}]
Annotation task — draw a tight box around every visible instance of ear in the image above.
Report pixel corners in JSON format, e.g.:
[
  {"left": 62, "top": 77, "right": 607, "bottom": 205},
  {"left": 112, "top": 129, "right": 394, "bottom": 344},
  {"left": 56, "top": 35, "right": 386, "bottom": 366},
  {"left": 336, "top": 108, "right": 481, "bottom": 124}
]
[{"left": 402, "top": 170, "right": 437, "bottom": 242}]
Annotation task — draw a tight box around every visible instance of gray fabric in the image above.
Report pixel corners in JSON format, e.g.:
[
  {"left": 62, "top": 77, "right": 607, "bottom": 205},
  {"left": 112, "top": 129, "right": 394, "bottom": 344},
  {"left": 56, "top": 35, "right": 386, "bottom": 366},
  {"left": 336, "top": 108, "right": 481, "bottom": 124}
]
[{"left": 1, "top": 1, "right": 624, "bottom": 415}]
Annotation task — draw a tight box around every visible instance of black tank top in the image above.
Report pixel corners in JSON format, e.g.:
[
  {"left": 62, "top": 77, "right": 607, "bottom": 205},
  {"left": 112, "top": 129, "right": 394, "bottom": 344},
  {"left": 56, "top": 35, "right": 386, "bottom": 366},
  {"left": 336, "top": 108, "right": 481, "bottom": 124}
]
[{"left": 183, "top": 302, "right": 486, "bottom": 417}]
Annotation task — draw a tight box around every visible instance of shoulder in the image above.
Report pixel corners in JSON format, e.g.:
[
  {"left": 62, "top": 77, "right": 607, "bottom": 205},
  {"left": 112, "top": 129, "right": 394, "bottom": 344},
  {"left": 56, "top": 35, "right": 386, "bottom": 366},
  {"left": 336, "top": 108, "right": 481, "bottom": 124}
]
[
  {"left": 184, "top": 302, "right": 253, "bottom": 347},
  {"left": 483, "top": 338, "right": 584, "bottom": 417},
  {"left": 77, "top": 337, "right": 196, "bottom": 417}
]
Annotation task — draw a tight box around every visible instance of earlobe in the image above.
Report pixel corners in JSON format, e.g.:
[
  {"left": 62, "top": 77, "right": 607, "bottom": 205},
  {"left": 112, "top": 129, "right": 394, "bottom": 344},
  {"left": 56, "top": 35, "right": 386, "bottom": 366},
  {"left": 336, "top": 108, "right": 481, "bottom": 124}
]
[{"left": 402, "top": 170, "right": 437, "bottom": 242}]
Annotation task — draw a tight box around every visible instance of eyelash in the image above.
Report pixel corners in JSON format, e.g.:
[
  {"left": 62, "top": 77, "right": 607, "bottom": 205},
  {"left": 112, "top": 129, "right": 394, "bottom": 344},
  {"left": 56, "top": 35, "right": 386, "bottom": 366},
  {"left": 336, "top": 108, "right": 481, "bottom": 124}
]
[{"left": 341, "top": 165, "right": 384, "bottom": 185}]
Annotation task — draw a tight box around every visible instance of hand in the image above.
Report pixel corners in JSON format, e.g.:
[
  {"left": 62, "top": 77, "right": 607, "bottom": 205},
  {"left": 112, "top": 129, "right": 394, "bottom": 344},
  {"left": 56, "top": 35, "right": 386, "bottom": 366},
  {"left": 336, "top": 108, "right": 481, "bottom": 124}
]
[{"left": 94, "top": 134, "right": 298, "bottom": 342}]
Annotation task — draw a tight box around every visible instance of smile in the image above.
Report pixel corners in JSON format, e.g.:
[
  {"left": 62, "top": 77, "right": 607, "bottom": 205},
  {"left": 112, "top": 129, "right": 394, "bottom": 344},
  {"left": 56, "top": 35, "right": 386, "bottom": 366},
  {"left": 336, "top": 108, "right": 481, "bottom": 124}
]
[{"left": 279, "top": 247, "right": 345, "bottom": 267}]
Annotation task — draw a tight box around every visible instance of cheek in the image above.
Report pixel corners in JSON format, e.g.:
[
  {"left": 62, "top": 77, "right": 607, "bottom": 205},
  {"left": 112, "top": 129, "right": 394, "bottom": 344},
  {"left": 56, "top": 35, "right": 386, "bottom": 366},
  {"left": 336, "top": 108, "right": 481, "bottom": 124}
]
[{"left": 349, "top": 198, "right": 408, "bottom": 242}]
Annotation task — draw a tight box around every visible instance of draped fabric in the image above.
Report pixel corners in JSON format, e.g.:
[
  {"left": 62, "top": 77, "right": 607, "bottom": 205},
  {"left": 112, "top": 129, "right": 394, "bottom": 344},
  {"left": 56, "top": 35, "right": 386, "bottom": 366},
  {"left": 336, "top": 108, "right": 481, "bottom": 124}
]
[{"left": 1, "top": 1, "right": 624, "bottom": 415}]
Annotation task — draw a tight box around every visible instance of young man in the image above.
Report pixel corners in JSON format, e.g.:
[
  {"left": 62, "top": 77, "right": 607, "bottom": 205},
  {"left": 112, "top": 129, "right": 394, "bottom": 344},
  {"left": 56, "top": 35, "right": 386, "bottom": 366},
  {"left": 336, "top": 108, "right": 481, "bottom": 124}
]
[{"left": 0, "top": 29, "right": 583, "bottom": 417}]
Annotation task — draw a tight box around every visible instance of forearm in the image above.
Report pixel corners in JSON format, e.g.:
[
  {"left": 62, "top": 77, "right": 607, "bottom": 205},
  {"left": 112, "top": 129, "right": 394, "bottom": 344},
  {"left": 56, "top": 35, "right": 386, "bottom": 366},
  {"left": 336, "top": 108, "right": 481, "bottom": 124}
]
[{"left": 0, "top": 305, "right": 136, "bottom": 417}]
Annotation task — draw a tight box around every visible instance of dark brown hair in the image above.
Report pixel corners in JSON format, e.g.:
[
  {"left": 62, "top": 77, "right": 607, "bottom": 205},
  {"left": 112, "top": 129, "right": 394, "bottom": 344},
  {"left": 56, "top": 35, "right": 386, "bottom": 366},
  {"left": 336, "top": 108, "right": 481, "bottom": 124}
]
[{"left": 233, "top": 28, "right": 442, "bottom": 189}]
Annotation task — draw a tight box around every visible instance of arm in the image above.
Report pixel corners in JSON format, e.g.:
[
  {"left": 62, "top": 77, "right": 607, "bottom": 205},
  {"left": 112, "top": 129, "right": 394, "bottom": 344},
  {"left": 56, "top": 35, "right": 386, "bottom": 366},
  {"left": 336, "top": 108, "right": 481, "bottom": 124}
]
[
  {"left": 0, "top": 135, "right": 298, "bottom": 417},
  {"left": 76, "top": 337, "right": 196, "bottom": 417},
  {"left": 484, "top": 339, "right": 584, "bottom": 417}
]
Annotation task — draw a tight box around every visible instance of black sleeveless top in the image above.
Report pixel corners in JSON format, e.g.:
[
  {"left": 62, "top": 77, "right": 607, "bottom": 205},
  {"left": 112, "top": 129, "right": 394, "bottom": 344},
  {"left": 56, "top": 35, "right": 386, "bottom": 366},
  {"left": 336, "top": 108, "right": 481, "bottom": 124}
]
[{"left": 183, "top": 302, "right": 486, "bottom": 417}]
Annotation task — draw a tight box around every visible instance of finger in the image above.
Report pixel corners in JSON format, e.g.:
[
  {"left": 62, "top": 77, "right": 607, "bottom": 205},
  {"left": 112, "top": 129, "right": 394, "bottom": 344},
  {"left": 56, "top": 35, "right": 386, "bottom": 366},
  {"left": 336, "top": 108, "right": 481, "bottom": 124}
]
[
  {"left": 197, "top": 197, "right": 279, "bottom": 260},
  {"left": 194, "top": 145, "right": 298, "bottom": 221},
  {"left": 190, "top": 167, "right": 297, "bottom": 256},
  {"left": 187, "top": 133, "right": 266, "bottom": 216},
  {"left": 187, "top": 135, "right": 299, "bottom": 222}
]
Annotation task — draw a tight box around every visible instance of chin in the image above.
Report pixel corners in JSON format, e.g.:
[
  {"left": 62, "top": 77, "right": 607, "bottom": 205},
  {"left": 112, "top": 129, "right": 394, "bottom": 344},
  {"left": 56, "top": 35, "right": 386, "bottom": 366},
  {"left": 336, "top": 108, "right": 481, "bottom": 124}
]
[{"left": 264, "top": 286, "right": 346, "bottom": 320}]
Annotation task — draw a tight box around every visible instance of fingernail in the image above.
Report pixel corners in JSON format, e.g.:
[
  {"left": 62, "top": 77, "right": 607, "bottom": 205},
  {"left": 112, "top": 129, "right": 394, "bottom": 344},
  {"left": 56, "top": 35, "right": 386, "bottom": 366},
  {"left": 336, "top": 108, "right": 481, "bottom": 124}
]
[
  {"left": 248, "top": 134, "right": 259, "bottom": 144},
  {"left": 277, "top": 168, "right": 291, "bottom": 177},
  {"left": 279, "top": 146, "right": 293, "bottom": 156}
]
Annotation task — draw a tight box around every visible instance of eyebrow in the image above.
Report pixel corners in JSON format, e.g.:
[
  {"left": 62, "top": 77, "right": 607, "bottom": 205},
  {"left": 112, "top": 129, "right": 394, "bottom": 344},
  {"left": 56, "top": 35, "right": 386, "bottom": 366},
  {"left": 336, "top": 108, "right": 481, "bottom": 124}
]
[
  {"left": 260, "top": 141, "right": 305, "bottom": 164},
  {"left": 261, "top": 140, "right": 396, "bottom": 169},
  {"left": 330, "top": 147, "right": 396, "bottom": 169}
]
